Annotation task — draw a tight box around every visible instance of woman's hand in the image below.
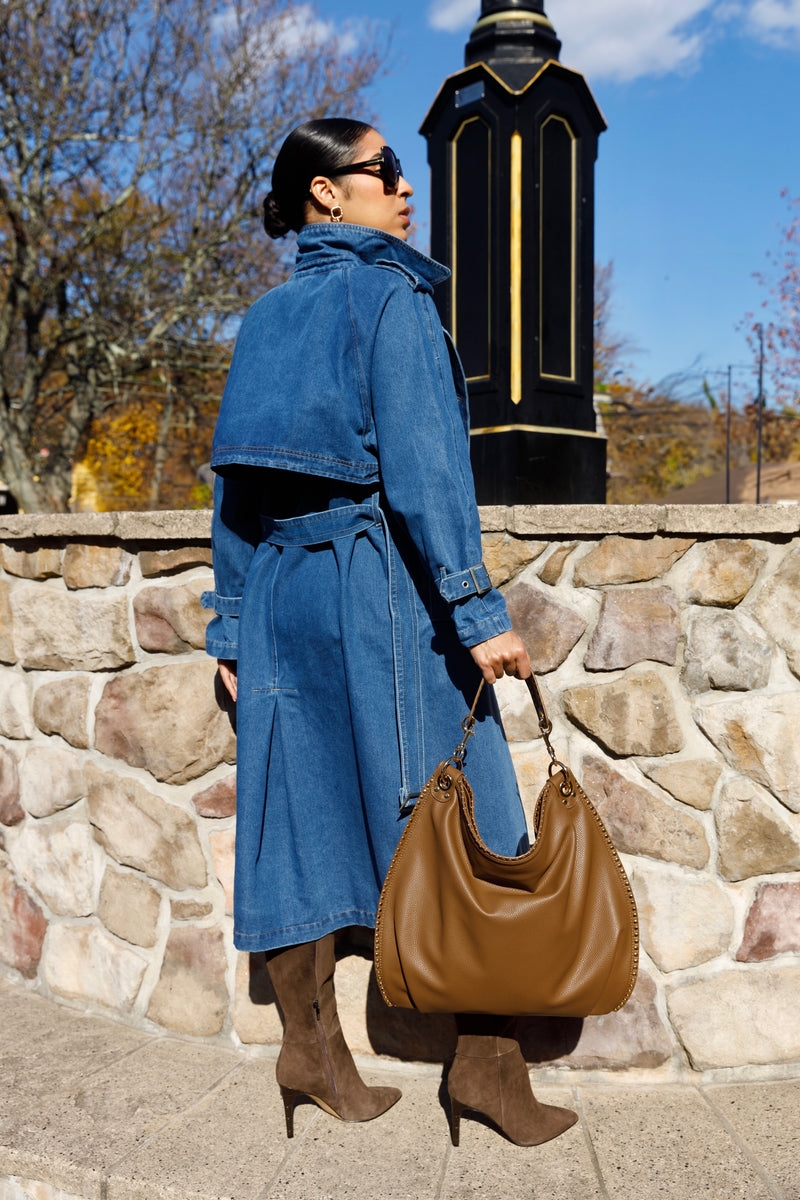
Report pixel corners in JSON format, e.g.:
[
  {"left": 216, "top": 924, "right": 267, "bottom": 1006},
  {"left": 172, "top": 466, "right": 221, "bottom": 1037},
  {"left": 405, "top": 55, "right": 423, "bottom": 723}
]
[
  {"left": 469, "top": 631, "right": 531, "bottom": 685},
  {"left": 218, "top": 659, "right": 238, "bottom": 703}
]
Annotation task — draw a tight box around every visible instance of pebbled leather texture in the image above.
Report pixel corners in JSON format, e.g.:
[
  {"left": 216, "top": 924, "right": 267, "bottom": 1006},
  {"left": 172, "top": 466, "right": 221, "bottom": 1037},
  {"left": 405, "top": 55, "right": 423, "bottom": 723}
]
[{"left": 375, "top": 683, "right": 639, "bottom": 1017}]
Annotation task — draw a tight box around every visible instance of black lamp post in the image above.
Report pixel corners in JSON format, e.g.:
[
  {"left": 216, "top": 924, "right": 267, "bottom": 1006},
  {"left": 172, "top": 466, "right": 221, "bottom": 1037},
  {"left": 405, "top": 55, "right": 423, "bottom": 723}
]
[{"left": 420, "top": 0, "right": 607, "bottom": 503}]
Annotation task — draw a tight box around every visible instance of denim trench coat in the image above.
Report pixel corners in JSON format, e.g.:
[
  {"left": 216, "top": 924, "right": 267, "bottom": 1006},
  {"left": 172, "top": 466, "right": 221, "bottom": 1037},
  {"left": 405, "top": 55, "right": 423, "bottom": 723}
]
[{"left": 204, "top": 224, "right": 528, "bottom": 952}]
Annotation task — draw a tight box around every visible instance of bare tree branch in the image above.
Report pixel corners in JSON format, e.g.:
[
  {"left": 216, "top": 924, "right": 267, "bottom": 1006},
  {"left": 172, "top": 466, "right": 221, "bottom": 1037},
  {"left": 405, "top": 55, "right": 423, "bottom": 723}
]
[{"left": 0, "top": 0, "right": 387, "bottom": 510}]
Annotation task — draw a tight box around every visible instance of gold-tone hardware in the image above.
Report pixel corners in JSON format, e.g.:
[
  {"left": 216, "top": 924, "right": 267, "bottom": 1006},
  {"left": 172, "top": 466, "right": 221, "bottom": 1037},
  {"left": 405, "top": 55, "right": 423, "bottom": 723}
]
[{"left": 449, "top": 678, "right": 485, "bottom": 768}]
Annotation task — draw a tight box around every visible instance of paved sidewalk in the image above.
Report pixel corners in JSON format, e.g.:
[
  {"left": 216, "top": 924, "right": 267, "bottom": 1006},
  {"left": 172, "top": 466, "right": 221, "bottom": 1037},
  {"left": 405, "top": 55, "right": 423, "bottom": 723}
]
[{"left": 1, "top": 977, "right": 798, "bottom": 1200}]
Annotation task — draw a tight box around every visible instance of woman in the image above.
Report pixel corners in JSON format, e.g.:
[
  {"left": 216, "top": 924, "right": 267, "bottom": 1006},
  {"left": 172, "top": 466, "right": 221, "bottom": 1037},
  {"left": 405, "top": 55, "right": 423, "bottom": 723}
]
[{"left": 204, "top": 118, "right": 576, "bottom": 1147}]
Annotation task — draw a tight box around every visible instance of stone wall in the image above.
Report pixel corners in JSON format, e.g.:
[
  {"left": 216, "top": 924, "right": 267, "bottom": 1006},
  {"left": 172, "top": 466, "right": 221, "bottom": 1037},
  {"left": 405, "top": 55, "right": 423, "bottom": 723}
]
[{"left": 1, "top": 505, "right": 800, "bottom": 1082}]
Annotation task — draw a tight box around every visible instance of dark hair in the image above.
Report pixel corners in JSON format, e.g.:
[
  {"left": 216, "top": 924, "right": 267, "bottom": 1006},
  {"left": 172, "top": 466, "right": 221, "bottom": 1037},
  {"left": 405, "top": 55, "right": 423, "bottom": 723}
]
[{"left": 263, "top": 118, "right": 373, "bottom": 239}]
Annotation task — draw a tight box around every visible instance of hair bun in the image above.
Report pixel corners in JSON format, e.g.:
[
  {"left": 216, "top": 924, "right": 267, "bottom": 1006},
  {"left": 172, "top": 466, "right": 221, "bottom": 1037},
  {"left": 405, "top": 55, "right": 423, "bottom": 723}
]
[{"left": 262, "top": 191, "right": 292, "bottom": 240}]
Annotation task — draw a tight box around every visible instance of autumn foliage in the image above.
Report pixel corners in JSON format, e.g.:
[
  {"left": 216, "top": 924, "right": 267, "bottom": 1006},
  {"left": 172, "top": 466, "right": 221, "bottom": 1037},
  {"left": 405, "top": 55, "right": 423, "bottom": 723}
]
[
  {"left": 594, "top": 262, "right": 800, "bottom": 503},
  {"left": 0, "top": 0, "right": 385, "bottom": 512}
]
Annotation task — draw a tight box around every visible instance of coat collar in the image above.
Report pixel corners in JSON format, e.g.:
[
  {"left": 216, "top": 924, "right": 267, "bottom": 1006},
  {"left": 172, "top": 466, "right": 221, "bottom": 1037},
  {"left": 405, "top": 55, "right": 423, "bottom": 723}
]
[{"left": 293, "top": 223, "right": 450, "bottom": 291}]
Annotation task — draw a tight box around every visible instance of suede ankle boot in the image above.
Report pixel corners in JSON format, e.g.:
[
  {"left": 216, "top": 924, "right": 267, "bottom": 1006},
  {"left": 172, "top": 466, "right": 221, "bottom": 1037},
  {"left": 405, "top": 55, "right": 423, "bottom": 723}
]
[
  {"left": 447, "top": 1015, "right": 577, "bottom": 1147},
  {"left": 266, "top": 935, "right": 401, "bottom": 1136}
]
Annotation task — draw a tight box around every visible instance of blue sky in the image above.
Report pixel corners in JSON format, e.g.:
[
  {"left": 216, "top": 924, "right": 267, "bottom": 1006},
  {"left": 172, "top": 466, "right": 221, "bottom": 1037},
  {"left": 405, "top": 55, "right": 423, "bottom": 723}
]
[{"left": 306, "top": 0, "right": 800, "bottom": 398}]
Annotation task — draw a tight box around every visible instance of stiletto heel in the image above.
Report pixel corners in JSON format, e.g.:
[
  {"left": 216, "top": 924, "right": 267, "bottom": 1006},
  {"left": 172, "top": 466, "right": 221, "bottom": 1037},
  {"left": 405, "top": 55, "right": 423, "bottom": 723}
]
[
  {"left": 267, "top": 937, "right": 401, "bottom": 1136},
  {"left": 280, "top": 1085, "right": 299, "bottom": 1138},
  {"left": 449, "top": 1097, "right": 463, "bottom": 1147},
  {"left": 447, "top": 1030, "right": 577, "bottom": 1147}
]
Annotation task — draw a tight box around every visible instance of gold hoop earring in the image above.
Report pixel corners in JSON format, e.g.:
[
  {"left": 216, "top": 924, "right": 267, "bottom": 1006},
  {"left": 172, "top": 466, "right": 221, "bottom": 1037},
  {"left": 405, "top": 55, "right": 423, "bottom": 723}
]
[{"left": 330, "top": 205, "right": 344, "bottom": 223}]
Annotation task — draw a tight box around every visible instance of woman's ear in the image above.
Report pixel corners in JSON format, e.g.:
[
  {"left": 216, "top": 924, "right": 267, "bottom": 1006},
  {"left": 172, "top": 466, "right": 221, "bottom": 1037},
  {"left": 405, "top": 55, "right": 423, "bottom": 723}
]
[{"left": 308, "top": 174, "right": 341, "bottom": 217}]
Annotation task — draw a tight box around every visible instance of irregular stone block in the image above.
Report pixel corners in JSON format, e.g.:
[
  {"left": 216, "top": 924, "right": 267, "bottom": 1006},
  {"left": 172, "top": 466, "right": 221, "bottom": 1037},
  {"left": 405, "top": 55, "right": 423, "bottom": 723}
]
[
  {"left": 715, "top": 780, "right": 800, "bottom": 881},
  {"left": 640, "top": 759, "right": 721, "bottom": 811},
  {"left": 232, "top": 950, "right": 283, "bottom": 1045},
  {"left": 537, "top": 543, "right": 577, "bottom": 586},
  {"left": 738, "top": 882, "right": 800, "bottom": 962},
  {"left": 667, "top": 967, "right": 800, "bottom": 1069},
  {"left": 94, "top": 661, "right": 236, "bottom": 784},
  {"left": 85, "top": 764, "right": 207, "bottom": 889},
  {"left": 693, "top": 692, "right": 800, "bottom": 812},
  {"left": 20, "top": 744, "right": 84, "bottom": 817},
  {"left": 630, "top": 861, "right": 734, "bottom": 972},
  {"left": 10, "top": 587, "right": 135, "bottom": 671},
  {"left": 98, "top": 865, "right": 161, "bottom": 948},
  {"left": 682, "top": 610, "right": 772, "bottom": 694},
  {"left": 0, "top": 544, "right": 61, "bottom": 579},
  {"left": 584, "top": 587, "right": 679, "bottom": 671},
  {"left": 147, "top": 926, "right": 229, "bottom": 1037},
  {"left": 573, "top": 535, "right": 694, "bottom": 588},
  {"left": 9, "top": 819, "right": 105, "bottom": 916},
  {"left": 209, "top": 828, "right": 235, "bottom": 915},
  {"left": 139, "top": 545, "right": 213, "bottom": 577},
  {"left": 62, "top": 543, "right": 133, "bottom": 589},
  {"left": 0, "top": 862, "right": 47, "bottom": 977},
  {"left": 0, "top": 577, "right": 15, "bottom": 663},
  {"left": 42, "top": 922, "right": 147, "bottom": 1011},
  {"left": 171, "top": 897, "right": 214, "bottom": 920},
  {"left": 0, "top": 667, "right": 34, "bottom": 738},
  {"left": 0, "top": 744, "right": 23, "bottom": 826},
  {"left": 504, "top": 581, "right": 586, "bottom": 673},
  {"left": 519, "top": 971, "right": 672, "bottom": 1070},
  {"left": 564, "top": 671, "right": 683, "bottom": 757},
  {"left": 481, "top": 534, "right": 545, "bottom": 587},
  {"left": 511, "top": 741, "right": 555, "bottom": 833},
  {"left": 133, "top": 578, "right": 213, "bottom": 653},
  {"left": 192, "top": 774, "right": 236, "bottom": 818},
  {"left": 32, "top": 675, "right": 92, "bottom": 749},
  {"left": 754, "top": 543, "right": 800, "bottom": 678},
  {"left": 495, "top": 673, "right": 551, "bottom": 744},
  {"left": 684, "top": 539, "right": 766, "bottom": 607},
  {"left": 582, "top": 756, "right": 709, "bottom": 868}
]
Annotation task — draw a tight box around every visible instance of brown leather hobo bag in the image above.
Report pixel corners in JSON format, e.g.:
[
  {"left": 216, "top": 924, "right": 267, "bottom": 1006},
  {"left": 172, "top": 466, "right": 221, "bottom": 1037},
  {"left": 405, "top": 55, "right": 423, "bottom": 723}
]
[{"left": 374, "top": 678, "right": 639, "bottom": 1017}]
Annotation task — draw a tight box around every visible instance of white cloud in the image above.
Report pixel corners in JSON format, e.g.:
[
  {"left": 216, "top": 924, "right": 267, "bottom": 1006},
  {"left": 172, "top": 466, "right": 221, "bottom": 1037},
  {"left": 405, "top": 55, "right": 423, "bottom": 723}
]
[
  {"left": 214, "top": 4, "right": 358, "bottom": 58},
  {"left": 549, "top": 0, "right": 714, "bottom": 81},
  {"left": 269, "top": 4, "right": 359, "bottom": 56},
  {"left": 427, "top": 0, "right": 800, "bottom": 81},
  {"left": 428, "top": 0, "right": 477, "bottom": 32},
  {"left": 746, "top": 0, "right": 800, "bottom": 44}
]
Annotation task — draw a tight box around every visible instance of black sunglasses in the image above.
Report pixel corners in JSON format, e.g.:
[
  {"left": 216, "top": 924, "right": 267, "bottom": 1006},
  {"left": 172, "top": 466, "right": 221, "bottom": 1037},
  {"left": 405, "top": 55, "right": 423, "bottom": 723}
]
[{"left": 329, "top": 145, "right": 403, "bottom": 191}]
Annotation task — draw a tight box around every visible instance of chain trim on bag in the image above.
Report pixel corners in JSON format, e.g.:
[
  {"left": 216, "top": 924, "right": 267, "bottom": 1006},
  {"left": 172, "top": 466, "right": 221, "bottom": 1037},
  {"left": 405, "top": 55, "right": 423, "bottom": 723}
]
[
  {"left": 532, "top": 765, "right": 640, "bottom": 1011},
  {"left": 374, "top": 764, "right": 446, "bottom": 1007},
  {"left": 375, "top": 673, "right": 640, "bottom": 1012}
]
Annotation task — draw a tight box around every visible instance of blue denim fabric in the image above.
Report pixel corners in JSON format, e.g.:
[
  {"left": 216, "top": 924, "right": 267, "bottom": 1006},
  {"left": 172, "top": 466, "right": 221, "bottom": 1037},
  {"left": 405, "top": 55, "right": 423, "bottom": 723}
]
[
  {"left": 204, "top": 224, "right": 511, "bottom": 652},
  {"left": 203, "top": 225, "right": 528, "bottom": 951},
  {"left": 227, "top": 491, "right": 528, "bottom": 951}
]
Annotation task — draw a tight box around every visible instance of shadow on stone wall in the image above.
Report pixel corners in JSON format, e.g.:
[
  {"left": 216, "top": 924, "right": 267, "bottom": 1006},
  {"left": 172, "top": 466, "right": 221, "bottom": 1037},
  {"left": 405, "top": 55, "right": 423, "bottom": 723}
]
[{"left": 241, "top": 929, "right": 585, "bottom": 1068}]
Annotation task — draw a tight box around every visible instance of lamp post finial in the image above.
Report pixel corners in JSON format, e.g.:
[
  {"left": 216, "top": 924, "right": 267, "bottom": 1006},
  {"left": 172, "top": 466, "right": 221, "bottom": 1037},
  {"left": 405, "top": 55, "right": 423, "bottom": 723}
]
[{"left": 466, "top": 0, "right": 561, "bottom": 86}]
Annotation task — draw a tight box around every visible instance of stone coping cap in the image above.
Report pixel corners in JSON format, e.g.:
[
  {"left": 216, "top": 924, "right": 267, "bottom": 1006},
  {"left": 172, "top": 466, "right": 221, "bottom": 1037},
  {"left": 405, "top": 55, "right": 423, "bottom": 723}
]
[
  {"left": 0, "top": 510, "right": 212, "bottom": 541},
  {"left": 1, "top": 503, "right": 799, "bottom": 542}
]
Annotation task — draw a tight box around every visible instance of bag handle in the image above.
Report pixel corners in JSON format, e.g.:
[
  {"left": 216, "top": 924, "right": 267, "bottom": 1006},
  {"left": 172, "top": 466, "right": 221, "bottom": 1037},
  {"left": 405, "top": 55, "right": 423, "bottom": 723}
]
[
  {"left": 524, "top": 674, "right": 572, "bottom": 793},
  {"left": 448, "top": 673, "right": 573, "bottom": 797}
]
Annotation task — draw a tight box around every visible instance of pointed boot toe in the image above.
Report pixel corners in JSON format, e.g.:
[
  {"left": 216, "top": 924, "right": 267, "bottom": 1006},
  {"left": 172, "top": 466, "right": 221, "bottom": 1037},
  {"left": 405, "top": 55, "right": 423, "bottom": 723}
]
[
  {"left": 448, "top": 1034, "right": 578, "bottom": 1148},
  {"left": 268, "top": 937, "right": 402, "bottom": 1136}
]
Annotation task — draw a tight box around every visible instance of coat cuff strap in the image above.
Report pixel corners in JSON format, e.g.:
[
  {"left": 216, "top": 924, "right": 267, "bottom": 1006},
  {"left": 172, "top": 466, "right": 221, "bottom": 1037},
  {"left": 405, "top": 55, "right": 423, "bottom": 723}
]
[
  {"left": 438, "top": 563, "right": 493, "bottom": 602},
  {"left": 201, "top": 590, "right": 241, "bottom": 616}
]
